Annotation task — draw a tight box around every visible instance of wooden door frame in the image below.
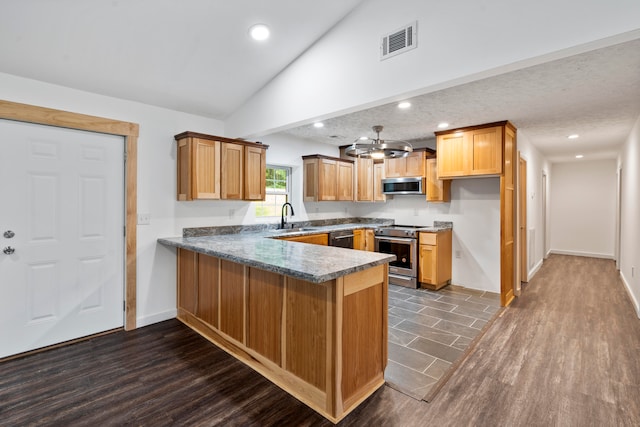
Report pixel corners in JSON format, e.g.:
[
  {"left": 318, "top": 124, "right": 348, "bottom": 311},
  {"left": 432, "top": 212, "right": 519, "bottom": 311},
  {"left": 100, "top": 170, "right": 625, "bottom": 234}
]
[
  {"left": 0, "top": 99, "right": 139, "bottom": 330},
  {"left": 518, "top": 155, "right": 528, "bottom": 284}
]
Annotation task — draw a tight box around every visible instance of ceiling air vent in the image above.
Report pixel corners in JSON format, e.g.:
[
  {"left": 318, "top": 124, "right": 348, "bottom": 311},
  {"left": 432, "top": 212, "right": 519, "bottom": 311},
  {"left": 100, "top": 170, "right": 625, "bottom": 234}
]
[{"left": 380, "top": 21, "right": 417, "bottom": 60}]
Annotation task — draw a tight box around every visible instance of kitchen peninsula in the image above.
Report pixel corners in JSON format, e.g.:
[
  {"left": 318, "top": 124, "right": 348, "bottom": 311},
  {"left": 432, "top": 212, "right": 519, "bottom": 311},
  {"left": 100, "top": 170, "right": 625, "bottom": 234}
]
[{"left": 158, "top": 224, "right": 395, "bottom": 423}]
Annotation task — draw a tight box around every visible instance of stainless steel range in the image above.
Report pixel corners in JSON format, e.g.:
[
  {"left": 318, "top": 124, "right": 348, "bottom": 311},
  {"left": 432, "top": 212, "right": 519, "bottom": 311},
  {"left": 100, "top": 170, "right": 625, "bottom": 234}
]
[{"left": 374, "top": 225, "right": 423, "bottom": 288}]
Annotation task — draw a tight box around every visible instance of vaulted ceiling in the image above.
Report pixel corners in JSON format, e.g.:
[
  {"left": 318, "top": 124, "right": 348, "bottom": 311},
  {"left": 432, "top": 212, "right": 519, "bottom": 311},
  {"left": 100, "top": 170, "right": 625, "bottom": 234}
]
[{"left": 1, "top": 1, "right": 639, "bottom": 163}]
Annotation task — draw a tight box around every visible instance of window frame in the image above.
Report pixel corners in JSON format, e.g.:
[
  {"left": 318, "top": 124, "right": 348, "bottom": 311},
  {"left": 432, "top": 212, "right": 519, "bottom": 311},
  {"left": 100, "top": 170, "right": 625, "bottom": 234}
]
[{"left": 255, "top": 164, "right": 292, "bottom": 219}]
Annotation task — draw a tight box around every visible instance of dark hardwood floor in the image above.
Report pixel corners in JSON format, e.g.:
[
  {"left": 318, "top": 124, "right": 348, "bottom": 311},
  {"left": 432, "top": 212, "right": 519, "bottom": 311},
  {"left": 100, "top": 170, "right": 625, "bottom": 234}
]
[{"left": 2, "top": 254, "right": 639, "bottom": 426}]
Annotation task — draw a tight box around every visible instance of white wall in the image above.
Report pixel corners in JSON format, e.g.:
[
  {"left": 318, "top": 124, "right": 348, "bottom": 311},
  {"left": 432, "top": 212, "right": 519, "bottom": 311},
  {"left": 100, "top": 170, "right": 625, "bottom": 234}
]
[
  {"left": 618, "top": 114, "right": 640, "bottom": 317},
  {"left": 549, "top": 159, "right": 617, "bottom": 258},
  {"left": 226, "top": 0, "right": 640, "bottom": 138},
  {"left": 0, "top": 72, "right": 228, "bottom": 327},
  {"left": 517, "top": 130, "right": 552, "bottom": 279},
  {"left": 257, "top": 133, "right": 357, "bottom": 222},
  {"left": 352, "top": 179, "right": 501, "bottom": 293}
]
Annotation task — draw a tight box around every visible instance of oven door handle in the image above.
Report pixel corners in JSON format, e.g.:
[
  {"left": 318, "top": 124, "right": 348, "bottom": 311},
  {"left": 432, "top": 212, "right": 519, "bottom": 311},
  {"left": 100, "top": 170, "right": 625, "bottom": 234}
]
[
  {"left": 332, "top": 234, "right": 355, "bottom": 240},
  {"left": 374, "top": 236, "right": 415, "bottom": 244}
]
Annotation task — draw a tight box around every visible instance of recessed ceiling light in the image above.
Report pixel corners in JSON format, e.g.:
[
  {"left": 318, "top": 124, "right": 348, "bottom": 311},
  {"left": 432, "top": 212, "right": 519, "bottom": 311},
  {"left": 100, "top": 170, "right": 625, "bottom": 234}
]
[
  {"left": 575, "top": 154, "right": 584, "bottom": 159},
  {"left": 437, "top": 122, "right": 449, "bottom": 129},
  {"left": 313, "top": 122, "right": 324, "bottom": 128},
  {"left": 398, "top": 102, "right": 411, "bottom": 109},
  {"left": 249, "top": 24, "right": 270, "bottom": 41},
  {"left": 568, "top": 134, "right": 579, "bottom": 139},
  {"left": 359, "top": 136, "right": 368, "bottom": 140}
]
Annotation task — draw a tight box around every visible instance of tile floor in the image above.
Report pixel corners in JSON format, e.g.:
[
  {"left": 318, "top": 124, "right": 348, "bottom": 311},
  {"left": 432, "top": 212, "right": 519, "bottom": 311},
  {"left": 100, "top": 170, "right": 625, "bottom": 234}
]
[{"left": 384, "top": 283, "right": 501, "bottom": 400}]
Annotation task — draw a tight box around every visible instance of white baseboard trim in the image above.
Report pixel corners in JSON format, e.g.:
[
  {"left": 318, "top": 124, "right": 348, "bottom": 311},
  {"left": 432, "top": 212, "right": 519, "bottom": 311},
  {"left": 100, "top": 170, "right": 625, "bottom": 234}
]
[
  {"left": 136, "top": 309, "right": 177, "bottom": 328},
  {"left": 619, "top": 272, "right": 640, "bottom": 319},
  {"left": 528, "top": 259, "right": 544, "bottom": 280},
  {"left": 548, "top": 249, "right": 614, "bottom": 260}
]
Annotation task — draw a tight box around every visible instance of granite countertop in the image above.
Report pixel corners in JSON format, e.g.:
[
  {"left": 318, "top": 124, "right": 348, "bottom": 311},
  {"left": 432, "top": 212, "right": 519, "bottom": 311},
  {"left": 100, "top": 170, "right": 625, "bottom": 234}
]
[
  {"left": 158, "top": 219, "right": 453, "bottom": 283},
  {"left": 158, "top": 231, "right": 395, "bottom": 284}
]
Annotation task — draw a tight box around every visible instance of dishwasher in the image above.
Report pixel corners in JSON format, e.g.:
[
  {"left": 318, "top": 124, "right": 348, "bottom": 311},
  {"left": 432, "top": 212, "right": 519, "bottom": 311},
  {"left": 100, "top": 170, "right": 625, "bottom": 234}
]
[{"left": 328, "top": 229, "right": 354, "bottom": 248}]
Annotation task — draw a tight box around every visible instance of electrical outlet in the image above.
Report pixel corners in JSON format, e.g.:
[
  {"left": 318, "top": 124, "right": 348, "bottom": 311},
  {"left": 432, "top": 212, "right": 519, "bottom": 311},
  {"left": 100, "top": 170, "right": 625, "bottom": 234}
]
[
  {"left": 229, "top": 209, "right": 235, "bottom": 219},
  {"left": 413, "top": 208, "right": 419, "bottom": 216},
  {"left": 455, "top": 250, "right": 462, "bottom": 259},
  {"left": 633, "top": 266, "right": 635, "bottom": 278},
  {"left": 137, "top": 213, "right": 150, "bottom": 225}
]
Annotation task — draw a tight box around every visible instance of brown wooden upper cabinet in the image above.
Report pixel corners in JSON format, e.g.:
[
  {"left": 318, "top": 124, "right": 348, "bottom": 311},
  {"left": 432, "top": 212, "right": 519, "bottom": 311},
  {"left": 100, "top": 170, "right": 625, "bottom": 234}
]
[
  {"left": 353, "top": 158, "right": 386, "bottom": 202},
  {"left": 384, "top": 151, "right": 425, "bottom": 178},
  {"left": 356, "top": 158, "right": 373, "bottom": 201},
  {"left": 426, "top": 157, "right": 451, "bottom": 203},
  {"left": 373, "top": 161, "right": 386, "bottom": 202},
  {"left": 175, "top": 131, "right": 268, "bottom": 201},
  {"left": 435, "top": 123, "right": 505, "bottom": 179},
  {"left": 302, "top": 155, "right": 354, "bottom": 202}
]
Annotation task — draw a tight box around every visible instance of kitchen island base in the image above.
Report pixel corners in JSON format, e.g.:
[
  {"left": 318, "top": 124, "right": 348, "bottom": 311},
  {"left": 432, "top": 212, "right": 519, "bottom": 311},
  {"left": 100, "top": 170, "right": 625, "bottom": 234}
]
[{"left": 176, "top": 249, "right": 388, "bottom": 423}]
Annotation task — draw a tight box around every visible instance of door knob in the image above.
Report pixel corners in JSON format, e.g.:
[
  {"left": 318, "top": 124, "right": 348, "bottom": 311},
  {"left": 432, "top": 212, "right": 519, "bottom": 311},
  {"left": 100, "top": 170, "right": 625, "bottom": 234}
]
[
  {"left": 3, "top": 246, "right": 15, "bottom": 255},
  {"left": 3, "top": 230, "right": 15, "bottom": 238}
]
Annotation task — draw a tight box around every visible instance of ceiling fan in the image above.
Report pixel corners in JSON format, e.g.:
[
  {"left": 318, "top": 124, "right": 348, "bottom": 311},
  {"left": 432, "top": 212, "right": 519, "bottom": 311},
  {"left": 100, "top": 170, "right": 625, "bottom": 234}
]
[{"left": 344, "top": 125, "right": 413, "bottom": 159}]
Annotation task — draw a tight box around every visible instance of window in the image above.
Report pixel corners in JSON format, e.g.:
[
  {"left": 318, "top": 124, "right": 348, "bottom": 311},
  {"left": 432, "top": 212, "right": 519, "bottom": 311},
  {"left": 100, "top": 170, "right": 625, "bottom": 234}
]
[{"left": 255, "top": 165, "right": 291, "bottom": 218}]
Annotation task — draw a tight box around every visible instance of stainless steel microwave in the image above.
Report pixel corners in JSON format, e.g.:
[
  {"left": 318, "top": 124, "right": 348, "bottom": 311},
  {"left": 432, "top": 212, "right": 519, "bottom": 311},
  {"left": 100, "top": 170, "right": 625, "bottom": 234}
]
[{"left": 381, "top": 177, "right": 425, "bottom": 195}]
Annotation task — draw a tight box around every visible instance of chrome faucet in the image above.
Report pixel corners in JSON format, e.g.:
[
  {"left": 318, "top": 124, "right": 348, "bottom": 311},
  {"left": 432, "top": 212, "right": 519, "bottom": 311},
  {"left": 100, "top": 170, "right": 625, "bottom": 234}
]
[{"left": 280, "top": 202, "right": 295, "bottom": 229}]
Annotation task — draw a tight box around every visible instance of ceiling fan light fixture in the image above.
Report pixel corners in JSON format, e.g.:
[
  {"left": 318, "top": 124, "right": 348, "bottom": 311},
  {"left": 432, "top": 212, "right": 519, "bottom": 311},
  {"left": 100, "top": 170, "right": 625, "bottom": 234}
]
[{"left": 344, "top": 125, "right": 413, "bottom": 159}]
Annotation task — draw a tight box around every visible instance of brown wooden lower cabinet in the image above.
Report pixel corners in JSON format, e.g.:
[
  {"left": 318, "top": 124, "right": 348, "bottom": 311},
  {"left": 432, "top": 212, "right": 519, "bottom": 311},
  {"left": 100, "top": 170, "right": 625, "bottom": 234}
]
[
  {"left": 418, "top": 230, "right": 453, "bottom": 290},
  {"left": 353, "top": 229, "right": 375, "bottom": 251},
  {"left": 176, "top": 248, "right": 388, "bottom": 423},
  {"left": 275, "top": 233, "right": 328, "bottom": 245}
]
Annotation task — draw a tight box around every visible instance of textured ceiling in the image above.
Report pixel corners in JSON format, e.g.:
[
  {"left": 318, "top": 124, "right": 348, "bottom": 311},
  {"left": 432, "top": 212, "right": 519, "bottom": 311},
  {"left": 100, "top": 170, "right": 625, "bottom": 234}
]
[
  {"left": 282, "top": 38, "right": 640, "bottom": 163},
  {"left": 0, "top": 0, "right": 364, "bottom": 119}
]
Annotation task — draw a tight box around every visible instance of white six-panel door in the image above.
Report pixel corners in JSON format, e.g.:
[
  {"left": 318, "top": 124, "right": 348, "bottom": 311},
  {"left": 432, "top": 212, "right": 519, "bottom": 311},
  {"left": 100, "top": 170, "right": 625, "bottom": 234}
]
[{"left": 0, "top": 119, "right": 124, "bottom": 358}]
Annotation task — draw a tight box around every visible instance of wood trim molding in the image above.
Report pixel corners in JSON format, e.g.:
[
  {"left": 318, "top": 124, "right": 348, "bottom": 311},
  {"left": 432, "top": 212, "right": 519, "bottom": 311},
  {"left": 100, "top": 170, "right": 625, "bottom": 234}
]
[{"left": 0, "top": 99, "right": 139, "bottom": 330}]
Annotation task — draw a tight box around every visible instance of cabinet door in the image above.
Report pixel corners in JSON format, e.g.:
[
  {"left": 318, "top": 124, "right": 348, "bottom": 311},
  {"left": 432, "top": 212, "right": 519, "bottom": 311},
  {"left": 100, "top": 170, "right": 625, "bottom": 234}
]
[
  {"left": 221, "top": 142, "right": 244, "bottom": 199},
  {"left": 279, "top": 233, "right": 328, "bottom": 245},
  {"left": 384, "top": 157, "right": 405, "bottom": 178},
  {"left": 192, "top": 138, "right": 221, "bottom": 200},
  {"left": 247, "top": 268, "right": 284, "bottom": 365},
  {"left": 405, "top": 152, "right": 425, "bottom": 177},
  {"left": 337, "top": 161, "right": 354, "bottom": 201},
  {"left": 353, "top": 229, "right": 364, "bottom": 250},
  {"left": 373, "top": 161, "right": 386, "bottom": 202},
  {"left": 219, "top": 259, "right": 245, "bottom": 343},
  {"left": 356, "top": 158, "right": 373, "bottom": 202},
  {"left": 176, "top": 138, "right": 192, "bottom": 201},
  {"left": 426, "top": 158, "right": 450, "bottom": 202},
  {"left": 244, "top": 145, "right": 266, "bottom": 200},
  {"left": 318, "top": 158, "right": 337, "bottom": 201},
  {"left": 364, "top": 229, "right": 375, "bottom": 251},
  {"left": 419, "top": 244, "right": 437, "bottom": 284},
  {"left": 437, "top": 132, "right": 466, "bottom": 178},
  {"left": 303, "top": 159, "right": 319, "bottom": 202},
  {"left": 197, "top": 253, "right": 219, "bottom": 328},
  {"left": 469, "top": 126, "right": 503, "bottom": 175},
  {"left": 177, "top": 249, "right": 197, "bottom": 315}
]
